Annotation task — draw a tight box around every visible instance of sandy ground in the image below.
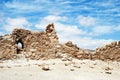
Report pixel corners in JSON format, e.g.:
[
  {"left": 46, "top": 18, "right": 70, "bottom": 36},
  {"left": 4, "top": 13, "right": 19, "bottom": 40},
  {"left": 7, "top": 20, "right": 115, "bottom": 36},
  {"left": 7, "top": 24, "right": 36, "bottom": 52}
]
[{"left": 0, "top": 58, "right": 120, "bottom": 80}]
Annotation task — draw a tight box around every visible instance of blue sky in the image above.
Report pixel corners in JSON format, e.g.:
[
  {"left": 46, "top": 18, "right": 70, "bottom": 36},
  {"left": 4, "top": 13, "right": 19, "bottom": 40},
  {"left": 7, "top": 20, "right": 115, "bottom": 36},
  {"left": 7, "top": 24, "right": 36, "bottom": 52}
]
[{"left": 0, "top": 0, "right": 120, "bottom": 49}]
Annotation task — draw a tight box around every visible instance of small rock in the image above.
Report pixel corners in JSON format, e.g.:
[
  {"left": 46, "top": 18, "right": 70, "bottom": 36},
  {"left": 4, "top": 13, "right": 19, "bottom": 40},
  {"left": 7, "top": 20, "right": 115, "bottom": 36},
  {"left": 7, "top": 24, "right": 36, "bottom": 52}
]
[
  {"left": 7, "top": 66, "right": 11, "bottom": 68},
  {"left": 93, "top": 63, "right": 97, "bottom": 65},
  {"left": 105, "top": 67, "right": 113, "bottom": 71},
  {"left": 62, "top": 57, "right": 67, "bottom": 61},
  {"left": 37, "top": 64, "right": 41, "bottom": 67},
  {"left": 52, "top": 63, "right": 55, "bottom": 65},
  {"left": 89, "top": 66, "right": 94, "bottom": 68},
  {"left": 70, "top": 68, "right": 75, "bottom": 71},
  {"left": 105, "top": 71, "right": 112, "bottom": 74},
  {"left": 73, "top": 65, "right": 81, "bottom": 68},
  {"left": 64, "top": 63, "right": 68, "bottom": 66},
  {"left": 42, "top": 65, "right": 50, "bottom": 71},
  {"left": 67, "top": 57, "right": 73, "bottom": 61}
]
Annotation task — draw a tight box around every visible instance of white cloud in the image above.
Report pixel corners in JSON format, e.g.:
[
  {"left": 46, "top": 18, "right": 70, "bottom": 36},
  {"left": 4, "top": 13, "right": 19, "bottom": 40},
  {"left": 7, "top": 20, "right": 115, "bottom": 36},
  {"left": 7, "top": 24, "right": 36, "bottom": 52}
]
[
  {"left": 35, "top": 15, "right": 85, "bottom": 39},
  {"left": 114, "top": 25, "right": 120, "bottom": 31},
  {"left": 0, "top": 32, "right": 3, "bottom": 35},
  {"left": 71, "top": 37, "right": 113, "bottom": 49},
  {"left": 86, "top": 25, "right": 120, "bottom": 36},
  {"left": 5, "top": 1, "right": 42, "bottom": 11},
  {"left": 54, "top": 22, "right": 86, "bottom": 42},
  {"left": 78, "top": 15, "right": 96, "bottom": 26},
  {"left": 35, "top": 15, "right": 67, "bottom": 30},
  {"left": 91, "top": 26, "right": 112, "bottom": 36},
  {"left": 3, "top": 17, "right": 30, "bottom": 32},
  {"left": 43, "top": 15, "right": 67, "bottom": 22}
]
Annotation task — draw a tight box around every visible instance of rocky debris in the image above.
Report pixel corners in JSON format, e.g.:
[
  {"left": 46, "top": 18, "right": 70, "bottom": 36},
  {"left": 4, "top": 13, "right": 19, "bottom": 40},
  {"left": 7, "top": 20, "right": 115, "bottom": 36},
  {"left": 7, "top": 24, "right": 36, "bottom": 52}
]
[
  {"left": 62, "top": 57, "right": 68, "bottom": 61},
  {"left": 57, "top": 41, "right": 95, "bottom": 60},
  {"left": 70, "top": 68, "right": 75, "bottom": 71},
  {"left": 0, "top": 35, "right": 17, "bottom": 60},
  {"left": 65, "top": 41, "right": 79, "bottom": 49},
  {"left": 0, "top": 23, "right": 120, "bottom": 61},
  {"left": 60, "top": 53, "right": 72, "bottom": 61},
  {"left": 64, "top": 62, "right": 75, "bottom": 66},
  {"left": 56, "top": 52, "right": 73, "bottom": 61},
  {"left": 55, "top": 52, "right": 67, "bottom": 58},
  {"left": 73, "top": 64, "right": 81, "bottom": 68},
  {"left": 67, "top": 57, "right": 73, "bottom": 61},
  {"left": 46, "top": 23, "right": 59, "bottom": 44},
  {"left": 57, "top": 40, "right": 120, "bottom": 62},
  {"left": 105, "top": 71, "right": 112, "bottom": 74},
  {"left": 41, "top": 65, "right": 50, "bottom": 71},
  {"left": 104, "top": 67, "right": 113, "bottom": 71},
  {"left": 89, "top": 66, "right": 94, "bottom": 69},
  {"left": 64, "top": 63, "right": 69, "bottom": 66},
  {"left": 94, "top": 41, "right": 120, "bottom": 61},
  {"left": 104, "top": 67, "right": 113, "bottom": 74},
  {"left": 58, "top": 41, "right": 86, "bottom": 58}
]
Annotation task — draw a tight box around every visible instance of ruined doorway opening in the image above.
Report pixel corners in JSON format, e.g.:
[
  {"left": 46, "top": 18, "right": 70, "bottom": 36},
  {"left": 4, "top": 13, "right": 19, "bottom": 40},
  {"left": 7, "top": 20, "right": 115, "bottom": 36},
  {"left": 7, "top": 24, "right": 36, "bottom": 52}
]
[{"left": 17, "top": 40, "right": 24, "bottom": 54}]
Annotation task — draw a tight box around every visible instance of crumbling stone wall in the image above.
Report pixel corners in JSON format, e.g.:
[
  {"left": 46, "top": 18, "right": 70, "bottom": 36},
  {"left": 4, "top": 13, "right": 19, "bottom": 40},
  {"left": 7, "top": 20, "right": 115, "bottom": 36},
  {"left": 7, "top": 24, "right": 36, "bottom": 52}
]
[
  {"left": 11, "top": 23, "right": 58, "bottom": 60},
  {"left": 94, "top": 41, "right": 120, "bottom": 61},
  {"left": 57, "top": 41, "right": 80, "bottom": 57},
  {"left": 56, "top": 41, "right": 93, "bottom": 59},
  {"left": 0, "top": 35, "right": 17, "bottom": 60},
  {"left": 46, "top": 24, "right": 59, "bottom": 44},
  {"left": 0, "top": 23, "right": 120, "bottom": 61},
  {"left": 12, "top": 28, "right": 32, "bottom": 49},
  {"left": 23, "top": 31, "right": 57, "bottom": 60}
]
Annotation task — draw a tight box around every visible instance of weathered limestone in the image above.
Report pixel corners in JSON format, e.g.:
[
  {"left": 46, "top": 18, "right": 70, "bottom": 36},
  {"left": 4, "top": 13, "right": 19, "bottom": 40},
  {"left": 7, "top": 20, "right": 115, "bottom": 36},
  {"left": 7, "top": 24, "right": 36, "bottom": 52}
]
[
  {"left": 46, "top": 23, "right": 59, "bottom": 44},
  {"left": 94, "top": 41, "right": 120, "bottom": 61},
  {"left": 11, "top": 23, "right": 59, "bottom": 60},
  {"left": 56, "top": 41, "right": 93, "bottom": 60},
  {"left": 0, "top": 35, "right": 17, "bottom": 60},
  {"left": 23, "top": 31, "right": 57, "bottom": 60},
  {"left": 0, "top": 23, "right": 120, "bottom": 61}
]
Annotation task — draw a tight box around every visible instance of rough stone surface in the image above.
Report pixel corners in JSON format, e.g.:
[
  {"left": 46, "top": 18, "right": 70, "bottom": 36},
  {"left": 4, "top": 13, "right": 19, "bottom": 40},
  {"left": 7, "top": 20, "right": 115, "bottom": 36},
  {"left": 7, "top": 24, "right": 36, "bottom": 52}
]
[
  {"left": 0, "top": 23, "right": 120, "bottom": 61},
  {"left": 0, "top": 35, "right": 17, "bottom": 60},
  {"left": 94, "top": 41, "right": 120, "bottom": 61},
  {"left": 12, "top": 23, "right": 58, "bottom": 60}
]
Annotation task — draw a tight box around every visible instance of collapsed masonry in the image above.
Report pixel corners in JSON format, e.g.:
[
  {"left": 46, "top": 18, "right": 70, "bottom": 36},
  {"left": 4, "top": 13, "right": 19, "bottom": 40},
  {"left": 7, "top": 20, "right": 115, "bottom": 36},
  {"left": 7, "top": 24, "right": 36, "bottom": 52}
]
[
  {"left": 94, "top": 41, "right": 120, "bottom": 61},
  {"left": 0, "top": 23, "right": 120, "bottom": 61}
]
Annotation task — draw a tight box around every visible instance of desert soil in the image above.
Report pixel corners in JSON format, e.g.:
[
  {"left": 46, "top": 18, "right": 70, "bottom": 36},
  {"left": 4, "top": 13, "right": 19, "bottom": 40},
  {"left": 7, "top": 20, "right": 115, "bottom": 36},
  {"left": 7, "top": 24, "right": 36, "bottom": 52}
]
[{"left": 0, "top": 58, "right": 120, "bottom": 80}]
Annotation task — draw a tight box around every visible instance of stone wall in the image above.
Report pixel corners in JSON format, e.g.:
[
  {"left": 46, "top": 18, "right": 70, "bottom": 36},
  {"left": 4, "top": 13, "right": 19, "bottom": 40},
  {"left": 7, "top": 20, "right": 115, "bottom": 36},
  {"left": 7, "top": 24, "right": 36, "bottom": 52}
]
[
  {"left": 0, "top": 35, "right": 17, "bottom": 60},
  {"left": 94, "top": 41, "right": 120, "bottom": 61},
  {"left": 11, "top": 23, "right": 59, "bottom": 60},
  {"left": 56, "top": 41, "right": 93, "bottom": 60},
  {"left": 0, "top": 23, "right": 120, "bottom": 61},
  {"left": 23, "top": 31, "right": 57, "bottom": 60},
  {"left": 46, "top": 24, "right": 59, "bottom": 44}
]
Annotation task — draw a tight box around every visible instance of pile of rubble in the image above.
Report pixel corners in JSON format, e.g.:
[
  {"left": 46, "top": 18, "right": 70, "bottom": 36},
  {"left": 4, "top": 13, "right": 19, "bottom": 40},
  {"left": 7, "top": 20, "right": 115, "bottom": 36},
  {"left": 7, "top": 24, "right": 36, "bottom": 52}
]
[
  {"left": 0, "top": 35, "right": 17, "bottom": 60},
  {"left": 0, "top": 23, "right": 120, "bottom": 61},
  {"left": 94, "top": 41, "right": 120, "bottom": 61},
  {"left": 56, "top": 41, "right": 93, "bottom": 59}
]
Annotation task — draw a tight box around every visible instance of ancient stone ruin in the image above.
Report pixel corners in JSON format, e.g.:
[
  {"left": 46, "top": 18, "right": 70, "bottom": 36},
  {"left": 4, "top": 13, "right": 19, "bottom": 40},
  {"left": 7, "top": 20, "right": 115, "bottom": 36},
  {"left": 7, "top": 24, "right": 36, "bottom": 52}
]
[
  {"left": 0, "top": 23, "right": 120, "bottom": 61},
  {"left": 0, "top": 34, "right": 17, "bottom": 60},
  {"left": 94, "top": 41, "right": 120, "bottom": 61}
]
